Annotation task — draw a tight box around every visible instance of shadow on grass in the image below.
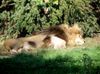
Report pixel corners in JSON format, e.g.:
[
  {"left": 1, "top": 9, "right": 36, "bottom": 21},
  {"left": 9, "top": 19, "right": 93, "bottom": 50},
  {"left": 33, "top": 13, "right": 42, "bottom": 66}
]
[{"left": 0, "top": 53, "right": 100, "bottom": 74}]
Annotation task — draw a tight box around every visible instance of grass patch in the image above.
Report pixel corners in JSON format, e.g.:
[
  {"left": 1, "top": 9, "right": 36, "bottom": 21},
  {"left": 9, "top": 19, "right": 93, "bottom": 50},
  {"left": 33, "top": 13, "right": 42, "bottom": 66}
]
[{"left": 0, "top": 46, "right": 100, "bottom": 74}]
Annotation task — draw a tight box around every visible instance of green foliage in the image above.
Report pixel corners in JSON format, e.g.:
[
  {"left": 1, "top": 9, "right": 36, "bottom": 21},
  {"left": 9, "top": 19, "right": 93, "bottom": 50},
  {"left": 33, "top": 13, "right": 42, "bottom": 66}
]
[
  {"left": 0, "top": 0, "right": 99, "bottom": 38},
  {"left": 0, "top": 46, "right": 100, "bottom": 74},
  {"left": 91, "top": 0, "right": 100, "bottom": 28},
  {"left": 59, "top": 0, "right": 99, "bottom": 37}
]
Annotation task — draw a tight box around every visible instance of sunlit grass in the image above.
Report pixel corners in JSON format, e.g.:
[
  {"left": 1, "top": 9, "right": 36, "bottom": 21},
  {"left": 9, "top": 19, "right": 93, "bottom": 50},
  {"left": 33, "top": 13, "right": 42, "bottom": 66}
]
[{"left": 0, "top": 46, "right": 100, "bottom": 74}]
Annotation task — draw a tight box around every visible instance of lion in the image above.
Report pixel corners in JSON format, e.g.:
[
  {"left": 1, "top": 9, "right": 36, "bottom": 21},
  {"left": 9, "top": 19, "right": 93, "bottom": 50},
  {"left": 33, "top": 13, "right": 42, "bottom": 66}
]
[{"left": 3, "top": 23, "right": 84, "bottom": 53}]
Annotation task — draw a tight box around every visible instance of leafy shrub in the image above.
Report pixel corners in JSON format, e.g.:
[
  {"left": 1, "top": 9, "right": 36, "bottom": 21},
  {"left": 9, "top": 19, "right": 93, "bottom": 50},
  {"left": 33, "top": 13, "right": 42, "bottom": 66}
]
[
  {"left": 91, "top": 0, "right": 100, "bottom": 26},
  {"left": 0, "top": 0, "right": 99, "bottom": 38}
]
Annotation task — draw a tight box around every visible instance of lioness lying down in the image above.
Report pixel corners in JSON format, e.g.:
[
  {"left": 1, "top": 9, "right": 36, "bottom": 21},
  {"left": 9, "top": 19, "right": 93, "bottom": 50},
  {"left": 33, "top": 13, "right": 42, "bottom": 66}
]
[{"left": 3, "top": 24, "right": 85, "bottom": 53}]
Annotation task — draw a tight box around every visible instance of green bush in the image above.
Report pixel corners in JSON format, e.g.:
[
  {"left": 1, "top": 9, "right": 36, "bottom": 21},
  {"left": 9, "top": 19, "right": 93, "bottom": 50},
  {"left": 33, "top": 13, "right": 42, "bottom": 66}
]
[
  {"left": 0, "top": 0, "right": 99, "bottom": 38},
  {"left": 91, "top": 0, "right": 100, "bottom": 27}
]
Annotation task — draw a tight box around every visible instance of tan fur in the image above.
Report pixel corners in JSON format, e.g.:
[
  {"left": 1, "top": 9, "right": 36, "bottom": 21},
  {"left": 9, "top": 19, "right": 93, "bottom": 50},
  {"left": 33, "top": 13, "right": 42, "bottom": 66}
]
[
  {"left": 3, "top": 23, "right": 84, "bottom": 53},
  {"left": 36, "top": 23, "right": 84, "bottom": 47},
  {"left": 67, "top": 24, "right": 84, "bottom": 46},
  {"left": 41, "top": 23, "right": 84, "bottom": 46},
  {"left": 4, "top": 39, "right": 18, "bottom": 51},
  {"left": 3, "top": 34, "right": 47, "bottom": 53},
  {"left": 40, "top": 24, "right": 69, "bottom": 43}
]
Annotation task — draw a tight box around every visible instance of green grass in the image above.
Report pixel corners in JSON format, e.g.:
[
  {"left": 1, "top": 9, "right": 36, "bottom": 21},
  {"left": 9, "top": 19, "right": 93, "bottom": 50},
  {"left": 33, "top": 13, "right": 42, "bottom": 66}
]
[{"left": 0, "top": 46, "right": 100, "bottom": 74}]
